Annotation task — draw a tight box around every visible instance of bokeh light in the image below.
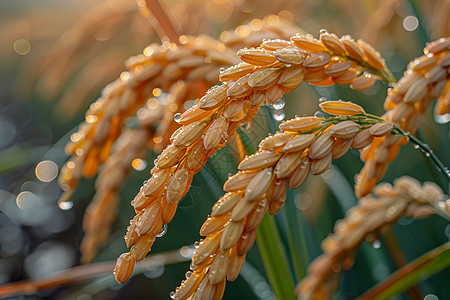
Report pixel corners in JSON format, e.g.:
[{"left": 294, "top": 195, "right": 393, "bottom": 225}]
[
  {"left": 13, "top": 39, "right": 30, "bottom": 55},
  {"left": 16, "top": 191, "right": 35, "bottom": 209},
  {"left": 152, "top": 88, "right": 161, "bottom": 97},
  {"left": 403, "top": 16, "right": 419, "bottom": 31},
  {"left": 35, "top": 160, "right": 58, "bottom": 182},
  {"left": 132, "top": 158, "right": 147, "bottom": 171}
]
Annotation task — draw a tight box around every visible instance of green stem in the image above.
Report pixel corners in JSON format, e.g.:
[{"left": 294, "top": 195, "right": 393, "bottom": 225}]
[
  {"left": 416, "top": 128, "right": 447, "bottom": 191},
  {"left": 256, "top": 214, "right": 296, "bottom": 300},
  {"left": 391, "top": 127, "right": 450, "bottom": 182},
  {"left": 294, "top": 209, "right": 309, "bottom": 272},
  {"left": 358, "top": 242, "right": 450, "bottom": 300},
  {"left": 281, "top": 199, "right": 306, "bottom": 281}
]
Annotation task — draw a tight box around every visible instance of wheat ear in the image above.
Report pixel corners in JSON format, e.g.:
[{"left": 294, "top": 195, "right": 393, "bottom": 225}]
[
  {"left": 80, "top": 102, "right": 166, "bottom": 263},
  {"left": 72, "top": 17, "right": 303, "bottom": 263},
  {"left": 356, "top": 37, "right": 450, "bottom": 197},
  {"left": 296, "top": 177, "right": 449, "bottom": 300},
  {"left": 58, "top": 35, "right": 238, "bottom": 200},
  {"left": 58, "top": 15, "right": 302, "bottom": 202},
  {"left": 168, "top": 101, "right": 396, "bottom": 300},
  {"left": 114, "top": 31, "right": 394, "bottom": 284}
]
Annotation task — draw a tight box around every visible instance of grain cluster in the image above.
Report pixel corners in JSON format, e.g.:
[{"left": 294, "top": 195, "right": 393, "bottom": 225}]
[
  {"left": 63, "top": 16, "right": 304, "bottom": 265},
  {"left": 356, "top": 37, "right": 450, "bottom": 197},
  {"left": 80, "top": 104, "right": 164, "bottom": 263},
  {"left": 169, "top": 101, "right": 396, "bottom": 300},
  {"left": 114, "top": 30, "right": 393, "bottom": 284},
  {"left": 297, "top": 177, "right": 449, "bottom": 300}
]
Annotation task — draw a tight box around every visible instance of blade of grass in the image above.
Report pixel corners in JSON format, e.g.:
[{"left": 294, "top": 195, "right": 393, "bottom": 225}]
[
  {"left": 256, "top": 214, "right": 296, "bottom": 300},
  {"left": 358, "top": 242, "right": 450, "bottom": 300},
  {"left": 240, "top": 261, "right": 277, "bottom": 300},
  {"left": 280, "top": 196, "right": 308, "bottom": 281},
  {"left": 0, "top": 145, "right": 33, "bottom": 174}
]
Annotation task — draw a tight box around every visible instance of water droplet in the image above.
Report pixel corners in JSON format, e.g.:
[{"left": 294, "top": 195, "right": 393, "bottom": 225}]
[
  {"left": 314, "top": 111, "right": 324, "bottom": 118},
  {"left": 194, "top": 241, "right": 200, "bottom": 248},
  {"left": 414, "top": 144, "right": 420, "bottom": 149},
  {"left": 437, "top": 198, "right": 446, "bottom": 209},
  {"left": 174, "top": 113, "right": 181, "bottom": 123},
  {"left": 170, "top": 292, "right": 176, "bottom": 299},
  {"left": 185, "top": 271, "right": 192, "bottom": 278},
  {"left": 319, "top": 97, "right": 328, "bottom": 103},
  {"left": 157, "top": 224, "right": 168, "bottom": 237},
  {"left": 425, "top": 152, "right": 431, "bottom": 157},
  {"left": 272, "top": 98, "right": 285, "bottom": 109},
  {"left": 319, "top": 29, "right": 328, "bottom": 34},
  {"left": 372, "top": 240, "right": 381, "bottom": 249},
  {"left": 272, "top": 107, "right": 285, "bottom": 122}
]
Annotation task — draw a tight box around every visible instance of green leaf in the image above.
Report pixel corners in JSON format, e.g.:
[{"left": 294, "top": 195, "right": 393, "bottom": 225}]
[
  {"left": 358, "top": 242, "right": 450, "bottom": 300},
  {"left": 256, "top": 214, "right": 296, "bottom": 300},
  {"left": 0, "top": 145, "right": 33, "bottom": 174}
]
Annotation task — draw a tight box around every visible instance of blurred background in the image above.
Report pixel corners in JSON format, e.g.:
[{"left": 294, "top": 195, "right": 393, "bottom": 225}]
[{"left": 0, "top": 0, "right": 449, "bottom": 299}]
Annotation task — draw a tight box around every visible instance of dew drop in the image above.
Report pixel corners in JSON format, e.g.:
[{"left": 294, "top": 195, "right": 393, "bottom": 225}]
[
  {"left": 414, "top": 144, "right": 420, "bottom": 149},
  {"left": 170, "top": 291, "right": 176, "bottom": 299},
  {"left": 437, "top": 198, "right": 446, "bottom": 209},
  {"left": 194, "top": 241, "right": 200, "bottom": 248},
  {"left": 185, "top": 271, "right": 192, "bottom": 278},
  {"left": 157, "top": 224, "right": 168, "bottom": 237},
  {"left": 319, "top": 29, "right": 328, "bottom": 34},
  {"left": 372, "top": 240, "right": 381, "bottom": 249},
  {"left": 319, "top": 97, "right": 328, "bottom": 103},
  {"left": 272, "top": 107, "right": 285, "bottom": 122},
  {"left": 174, "top": 113, "right": 182, "bottom": 123},
  {"left": 273, "top": 98, "right": 285, "bottom": 109},
  {"left": 314, "top": 111, "right": 324, "bottom": 118}
]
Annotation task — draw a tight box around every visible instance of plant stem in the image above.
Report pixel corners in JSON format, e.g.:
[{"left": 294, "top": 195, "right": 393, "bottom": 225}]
[
  {"left": 358, "top": 242, "right": 450, "bottom": 300},
  {"left": 280, "top": 203, "right": 305, "bottom": 281},
  {"left": 391, "top": 126, "right": 450, "bottom": 182},
  {"left": 256, "top": 214, "right": 296, "bottom": 300},
  {"left": 144, "top": 0, "right": 180, "bottom": 44},
  {"left": 416, "top": 128, "right": 447, "bottom": 191}
]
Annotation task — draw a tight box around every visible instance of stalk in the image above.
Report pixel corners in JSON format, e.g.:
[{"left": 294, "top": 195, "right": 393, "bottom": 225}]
[
  {"left": 256, "top": 214, "right": 296, "bottom": 300},
  {"left": 144, "top": 0, "right": 180, "bottom": 44},
  {"left": 391, "top": 127, "right": 450, "bottom": 182}
]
